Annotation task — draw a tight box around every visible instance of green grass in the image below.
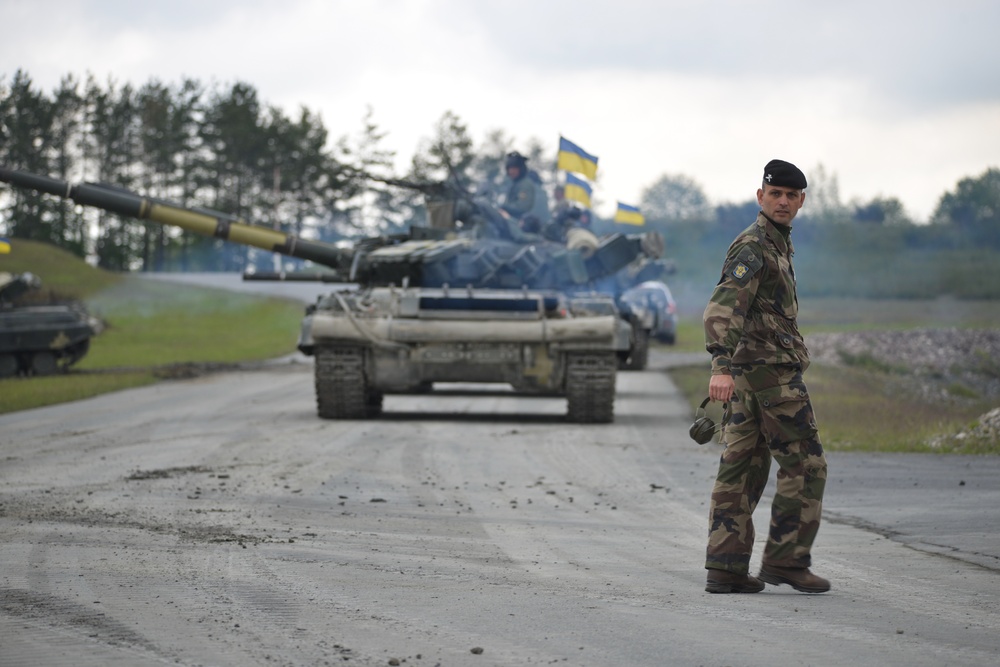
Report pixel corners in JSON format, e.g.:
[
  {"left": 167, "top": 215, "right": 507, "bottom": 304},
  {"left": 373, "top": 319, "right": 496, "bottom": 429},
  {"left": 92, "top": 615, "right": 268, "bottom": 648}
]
[
  {"left": 0, "top": 371, "right": 158, "bottom": 413},
  {"left": 1, "top": 239, "right": 305, "bottom": 414},
  {"left": 671, "top": 318, "right": 707, "bottom": 353},
  {"left": 666, "top": 295, "right": 1000, "bottom": 355},
  {"left": 797, "top": 296, "right": 1000, "bottom": 332},
  {"left": 667, "top": 363, "right": 998, "bottom": 454},
  {"left": 82, "top": 279, "right": 304, "bottom": 368},
  {"left": 667, "top": 302, "right": 1000, "bottom": 455},
  {"left": 0, "top": 282, "right": 303, "bottom": 414},
  {"left": 835, "top": 350, "right": 905, "bottom": 374},
  {"left": 0, "top": 238, "right": 120, "bottom": 299}
]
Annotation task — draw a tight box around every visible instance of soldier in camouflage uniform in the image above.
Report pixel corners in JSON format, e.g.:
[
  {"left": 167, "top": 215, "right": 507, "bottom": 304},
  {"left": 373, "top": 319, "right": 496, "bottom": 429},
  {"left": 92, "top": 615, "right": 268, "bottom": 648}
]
[
  {"left": 702, "top": 159, "right": 831, "bottom": 595},
  {"left": 500, "top": 152, "right": 550, "bottom": 229}
]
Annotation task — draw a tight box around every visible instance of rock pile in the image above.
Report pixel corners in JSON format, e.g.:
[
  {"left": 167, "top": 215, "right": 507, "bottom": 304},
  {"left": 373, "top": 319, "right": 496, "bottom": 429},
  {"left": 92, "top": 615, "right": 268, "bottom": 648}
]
[
  {"left": 807, "top": 328, "right": 1000, "bottom": 449},
  {"left": 927, "top": 406, "right": 1000, "bottom": 449},
  {"left": 806, "top": 328, "right": 1000, "bottom": 401}
]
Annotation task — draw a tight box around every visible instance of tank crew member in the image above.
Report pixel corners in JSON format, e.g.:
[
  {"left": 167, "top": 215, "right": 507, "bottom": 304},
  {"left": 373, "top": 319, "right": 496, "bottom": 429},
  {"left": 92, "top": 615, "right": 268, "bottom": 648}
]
[
  {"left": 499, "top": 152, "right": 550, "bottom": 230},
  {"left": 702, "top": 159, "right": 830, "bottom": 595},
  {"left": 551, "top": 184, "right": 570, "bottom": 219},
  {"left": 543, "top": 184, "right": 585, "bottom": 242}
]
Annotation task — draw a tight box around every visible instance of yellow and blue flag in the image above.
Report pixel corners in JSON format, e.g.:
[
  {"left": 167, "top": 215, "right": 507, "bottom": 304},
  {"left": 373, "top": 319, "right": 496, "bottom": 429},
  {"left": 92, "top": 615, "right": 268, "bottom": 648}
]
[
  {"left": 0, "top": 237, "right": 10, "bottom": 254},
  {"left": 563, "top": 173, "right": 593, "bottom": 209},
  {"left": 557, "top": 136, "right": 599, "bottom": 180},
  {"left": 614, "top": 202, "right": 645, "bottom": 226}
]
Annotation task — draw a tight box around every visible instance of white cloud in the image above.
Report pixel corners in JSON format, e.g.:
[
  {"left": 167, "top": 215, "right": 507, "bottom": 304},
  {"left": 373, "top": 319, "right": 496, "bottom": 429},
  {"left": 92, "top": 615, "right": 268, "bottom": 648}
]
[{"left": 3, "top": 0, "right": 999, "bottom": 221}]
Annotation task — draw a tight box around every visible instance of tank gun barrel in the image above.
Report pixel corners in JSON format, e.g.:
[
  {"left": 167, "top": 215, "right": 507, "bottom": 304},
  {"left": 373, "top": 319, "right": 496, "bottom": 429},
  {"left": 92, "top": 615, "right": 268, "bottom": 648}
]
[
  {"left": 242, "top": 270, "right": 343, "bottom": 282},
  {"left": 2, "top": 167, "right": 666, "bottom": 291},
  {"left": 0, "top": 167, "right": 351, "bottom": 272}
]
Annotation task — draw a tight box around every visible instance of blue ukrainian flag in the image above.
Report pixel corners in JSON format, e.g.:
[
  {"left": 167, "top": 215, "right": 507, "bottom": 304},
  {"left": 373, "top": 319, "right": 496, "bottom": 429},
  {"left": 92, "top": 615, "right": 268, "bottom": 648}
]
[
  {"left": 563, "top": 173, "right": 593, "bottom": 209},
  {"left": 0, "top": 237, "right": 10, "bottom": 254},
  {"left": 556, "top": 136, "right": 599, "bottom": 180},
  {"left": 614, "top": 202, "right": 645, "bottom": 226}
]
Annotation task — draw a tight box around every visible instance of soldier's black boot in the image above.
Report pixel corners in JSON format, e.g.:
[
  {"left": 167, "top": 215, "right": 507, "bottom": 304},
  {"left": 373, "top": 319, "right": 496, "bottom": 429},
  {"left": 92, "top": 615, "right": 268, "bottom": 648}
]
[
  {"left": 758, "top": 565, "right": 831, "bottom": 593},
  {"left": 705, "top": 569, "right": 765, "bottom": 594}
]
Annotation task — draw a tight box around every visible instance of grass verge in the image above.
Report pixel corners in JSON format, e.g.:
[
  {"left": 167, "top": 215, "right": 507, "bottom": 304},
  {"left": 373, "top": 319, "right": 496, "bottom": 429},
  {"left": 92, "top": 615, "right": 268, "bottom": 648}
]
[
  {"left": 667, "top": 361, "right": 999, "bottom": 455},
  {"left": 0, "top": 371, "right": 158, "bottom": 414},
  {"left": 0, "top": 274, "right": 305, "bottom": 415},
  {"left": 82, "top": 278, "right": 305, "bottom": 368},
  {"left": 665, "top": 299, "right": 1000, "bottom": 454}
]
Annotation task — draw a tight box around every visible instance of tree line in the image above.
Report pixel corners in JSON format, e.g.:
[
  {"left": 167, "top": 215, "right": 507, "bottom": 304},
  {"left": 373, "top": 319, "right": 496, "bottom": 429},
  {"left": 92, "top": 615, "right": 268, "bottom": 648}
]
[
  {"left": 2, "top": 69, "right": 998, "bottom": 297},
  {"left": 0, "top": 70, "right": 391, "bottom": 271},
  {"left": 0, "top": 71, "right": 546, "bottom": 272},
  {"left": 631, "top": 167, "right": 1000, "bottom": 302}
]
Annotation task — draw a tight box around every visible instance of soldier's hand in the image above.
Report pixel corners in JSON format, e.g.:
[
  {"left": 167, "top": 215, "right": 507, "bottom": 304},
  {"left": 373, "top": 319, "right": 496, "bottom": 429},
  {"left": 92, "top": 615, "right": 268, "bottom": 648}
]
[{"left": 708, "top": 374, "right": 735, "bottom": 403}]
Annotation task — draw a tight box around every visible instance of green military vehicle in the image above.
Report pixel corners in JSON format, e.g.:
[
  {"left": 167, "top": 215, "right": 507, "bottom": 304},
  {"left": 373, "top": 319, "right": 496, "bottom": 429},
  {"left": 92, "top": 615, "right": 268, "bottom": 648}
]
[
  {"left": 1, "top": 167, "right": 674, "bottom": 422},
  {"left": 0, "top": 271, "right": 98, "bottom": 377}
]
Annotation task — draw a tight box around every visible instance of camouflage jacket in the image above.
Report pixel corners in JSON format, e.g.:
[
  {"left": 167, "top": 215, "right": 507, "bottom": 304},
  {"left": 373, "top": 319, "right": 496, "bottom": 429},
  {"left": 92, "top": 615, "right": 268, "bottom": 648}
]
[
  {"left": 500, "top": 171, "right": 550, "bottom": 223},
  {"left": 500, "top": 175, "right": 537, "bottom": 219},
  {"left": 703, "top": 212, "right": 809, "bottom": 374}
]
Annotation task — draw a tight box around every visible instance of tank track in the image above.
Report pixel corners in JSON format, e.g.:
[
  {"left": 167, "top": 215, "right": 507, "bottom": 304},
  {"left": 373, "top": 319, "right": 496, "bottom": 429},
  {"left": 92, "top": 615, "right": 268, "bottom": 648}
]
[
  {"left": 314, "top": 345, "right": 372, "bottom": 419},
  {"left": 621, "top": 326, "right": 650, "bottom": 371},
  {"left": 0, "top": 340, "right": 91, "bottom": 378},
  {"left": 565, "top": 351, "right": 617, "bottom": 423}
]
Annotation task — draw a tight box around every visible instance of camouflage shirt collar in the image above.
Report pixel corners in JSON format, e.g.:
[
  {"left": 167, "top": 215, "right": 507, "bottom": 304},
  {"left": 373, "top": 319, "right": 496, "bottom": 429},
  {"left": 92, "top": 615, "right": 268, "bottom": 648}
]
[{"left": 756, "top": 212, "right": 792, "bottom": 255}]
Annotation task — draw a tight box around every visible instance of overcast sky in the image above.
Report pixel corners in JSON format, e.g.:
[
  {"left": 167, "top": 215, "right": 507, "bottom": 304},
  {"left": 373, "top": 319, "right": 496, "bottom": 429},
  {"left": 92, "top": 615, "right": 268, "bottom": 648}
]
[{"left": 3, "top": 0, "right": 999, "bottom": 221}]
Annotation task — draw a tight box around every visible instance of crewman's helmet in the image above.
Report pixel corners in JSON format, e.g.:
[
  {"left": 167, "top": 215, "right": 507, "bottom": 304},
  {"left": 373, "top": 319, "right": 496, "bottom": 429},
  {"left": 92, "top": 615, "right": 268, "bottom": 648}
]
[{"left": 505, "top": 151, "right": 528, "bottom": 178}]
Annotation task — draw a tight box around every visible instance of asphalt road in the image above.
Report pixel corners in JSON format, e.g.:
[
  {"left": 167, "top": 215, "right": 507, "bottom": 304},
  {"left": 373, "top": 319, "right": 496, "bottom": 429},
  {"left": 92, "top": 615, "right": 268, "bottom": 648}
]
[{"left": 1, "top": 348, "right": 998, "bottom": 666}]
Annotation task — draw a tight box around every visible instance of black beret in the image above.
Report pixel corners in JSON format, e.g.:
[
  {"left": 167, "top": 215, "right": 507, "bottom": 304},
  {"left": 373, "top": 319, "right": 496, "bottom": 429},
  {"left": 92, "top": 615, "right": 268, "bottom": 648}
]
[{"left": 762, "top": 159, "right": 807, "bottom": 189}]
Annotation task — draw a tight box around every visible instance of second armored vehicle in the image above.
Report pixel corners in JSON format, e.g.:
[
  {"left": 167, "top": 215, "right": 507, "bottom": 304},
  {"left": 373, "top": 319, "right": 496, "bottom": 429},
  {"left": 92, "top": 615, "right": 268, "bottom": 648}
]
[{"left": 0, "top": 271, "right": 98, "bottom": 377}]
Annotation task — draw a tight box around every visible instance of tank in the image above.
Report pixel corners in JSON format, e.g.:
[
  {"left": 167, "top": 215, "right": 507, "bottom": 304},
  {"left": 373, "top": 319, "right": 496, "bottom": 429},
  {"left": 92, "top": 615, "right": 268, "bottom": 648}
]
[
  {"left": 0, "top": 167, "right": 666, "bottom": 421},
  {"left": 298, "top": 286, "right": 618, "bottom": 422},
  {"left": 561, "top": 290, "right": 648, "bottom": 371},
  {"left": 562, "top": 233, "right": 674, "bottom": 372},
  {"left": 0, "top": 271, "right": 98, "bottom": 377}
]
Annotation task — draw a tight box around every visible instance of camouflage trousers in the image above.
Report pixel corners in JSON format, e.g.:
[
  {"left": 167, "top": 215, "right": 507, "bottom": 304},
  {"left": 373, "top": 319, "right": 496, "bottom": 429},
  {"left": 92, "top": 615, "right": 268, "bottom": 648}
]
[{"left": 705, "top": 364, "right": 827, "bottom": 574}]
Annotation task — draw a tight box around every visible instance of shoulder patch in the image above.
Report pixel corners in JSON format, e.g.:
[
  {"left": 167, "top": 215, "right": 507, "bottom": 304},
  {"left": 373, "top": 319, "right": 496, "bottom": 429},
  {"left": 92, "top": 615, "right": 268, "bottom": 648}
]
[{"left": 724, "top": 245, "right": 764, "bottom": 285}]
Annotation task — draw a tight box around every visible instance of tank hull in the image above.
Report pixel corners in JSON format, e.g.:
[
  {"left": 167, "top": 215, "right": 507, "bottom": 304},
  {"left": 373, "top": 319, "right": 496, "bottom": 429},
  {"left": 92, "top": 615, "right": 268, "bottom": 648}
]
[
  {"left": 299, "top": 287, "right": 618, "bottom": 422},
  {"left": 0, "top": 304, "right": 96, "bottom": 377}
]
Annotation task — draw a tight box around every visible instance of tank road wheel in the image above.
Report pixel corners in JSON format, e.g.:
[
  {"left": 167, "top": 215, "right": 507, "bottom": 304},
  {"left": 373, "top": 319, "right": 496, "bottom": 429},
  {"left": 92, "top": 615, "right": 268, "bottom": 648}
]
[
  {"left": 314, "top": 345, "right": 370, "bottom": 419},
  {"left": 622, "top": 327, "right": 650, "bottom": 371},
  {"left": 30, "top": 352, "right": 59, "bottom": 376},
  {"left": 0, "top": 353, "right": 19, "bottom": 378},
  {"left": 64, "top": 339, "right": 91, "bottom": 367},
  {"left": 565, "top": 352, "right": 617, "bottom": 424}
]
